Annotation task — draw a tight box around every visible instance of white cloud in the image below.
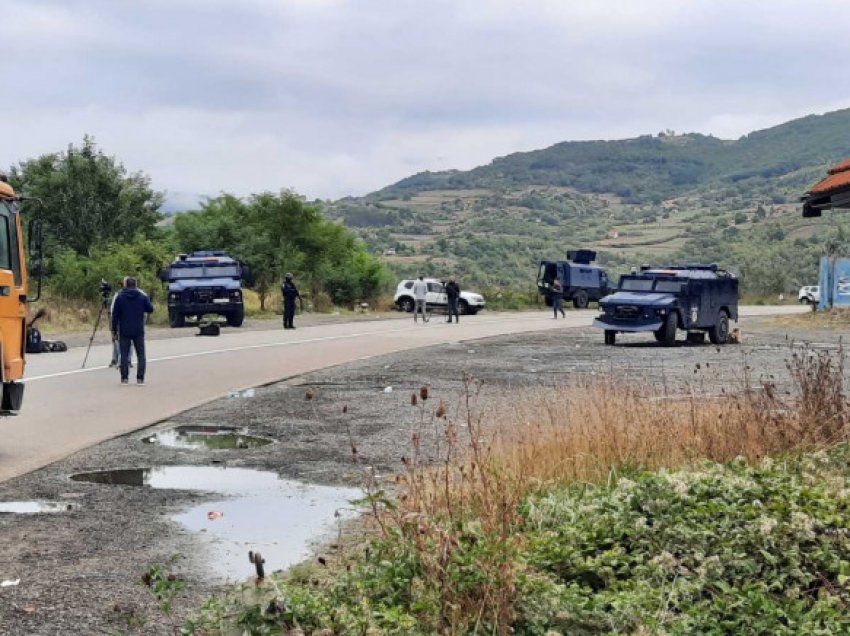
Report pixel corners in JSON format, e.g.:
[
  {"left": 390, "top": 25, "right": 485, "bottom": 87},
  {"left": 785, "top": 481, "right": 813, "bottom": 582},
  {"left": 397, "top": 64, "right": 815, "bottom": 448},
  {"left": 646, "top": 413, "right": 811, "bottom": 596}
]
[{"left": 2, "top": 0, "right": 850, "bottom": 202}]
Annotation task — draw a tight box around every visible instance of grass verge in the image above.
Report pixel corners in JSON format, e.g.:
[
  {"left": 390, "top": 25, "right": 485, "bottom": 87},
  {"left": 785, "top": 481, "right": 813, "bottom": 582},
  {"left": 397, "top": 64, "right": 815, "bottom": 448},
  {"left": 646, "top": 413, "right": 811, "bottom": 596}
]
[{"left": 152, "top": 346, "right": 850, "bottom": 634}]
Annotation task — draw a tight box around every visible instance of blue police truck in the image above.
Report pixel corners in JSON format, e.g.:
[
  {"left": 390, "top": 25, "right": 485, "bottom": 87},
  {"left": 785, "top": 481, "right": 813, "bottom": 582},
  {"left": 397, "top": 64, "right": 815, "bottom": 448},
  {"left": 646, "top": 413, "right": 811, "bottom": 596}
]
[
  {"left": 159, "top": 251, "right": 246, "bottom": 328},
  {"left": 537, "top": 249, "right": 611, "bottom": 309},
  {"left": 593, "top": 264, "right": 738, "bottom": 346}
]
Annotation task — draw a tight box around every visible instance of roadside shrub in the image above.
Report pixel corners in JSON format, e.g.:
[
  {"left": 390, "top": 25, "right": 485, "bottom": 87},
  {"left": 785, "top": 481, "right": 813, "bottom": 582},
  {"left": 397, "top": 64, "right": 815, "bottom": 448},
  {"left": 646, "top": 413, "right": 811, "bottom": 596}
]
[
  {"left": 47, "top": 238, "right": 172, "bottom": 303},
  {"left": 478, "top": 286, "right": 539, "bottom": 311},
  {"left": 183, "top": 345, "right": 850, "bottom": 634},
  {"left": 515, "top": 451, "right": 850, "bottom": 634}
]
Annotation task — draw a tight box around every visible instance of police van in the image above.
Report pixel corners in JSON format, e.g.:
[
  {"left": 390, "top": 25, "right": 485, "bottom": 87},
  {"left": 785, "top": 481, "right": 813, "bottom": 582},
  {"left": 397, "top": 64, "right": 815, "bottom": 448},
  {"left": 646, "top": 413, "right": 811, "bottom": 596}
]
[
  {"left": 594, "top": 264, "right": 738, "bottom": 346},
  {"left": 159, "top": 251, "right": 247, "bottom": 328},
  {"left": 537, "top": 249, "right": 610, "bottom": 309}
]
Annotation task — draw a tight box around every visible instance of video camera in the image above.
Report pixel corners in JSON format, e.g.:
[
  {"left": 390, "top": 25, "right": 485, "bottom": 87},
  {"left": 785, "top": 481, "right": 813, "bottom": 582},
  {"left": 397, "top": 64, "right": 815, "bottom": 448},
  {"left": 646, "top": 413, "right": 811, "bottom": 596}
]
[{"left": 98, "top": 279, "right": 112, "bottom": 306}]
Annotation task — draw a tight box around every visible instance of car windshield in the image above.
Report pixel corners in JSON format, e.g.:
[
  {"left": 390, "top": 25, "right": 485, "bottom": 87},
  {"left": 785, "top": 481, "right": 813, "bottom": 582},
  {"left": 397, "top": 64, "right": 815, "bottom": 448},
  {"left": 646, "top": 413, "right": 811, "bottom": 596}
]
[
  {"left": 619, "top": 277, "right": 687, "bottom": 293},
  {"left": 620, "top": 278, "right": 654, "bottom": 291},
  {"left": 169, "top": 264, "right": 240, "bottom": 279},
  {"left": 654, "top": 280, "right": 685, "bottom": 293}
]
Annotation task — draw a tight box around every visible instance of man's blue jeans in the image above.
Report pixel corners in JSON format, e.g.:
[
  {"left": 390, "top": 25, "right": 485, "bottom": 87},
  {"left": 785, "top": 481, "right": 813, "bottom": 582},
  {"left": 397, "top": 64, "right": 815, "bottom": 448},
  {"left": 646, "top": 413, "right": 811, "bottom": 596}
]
[
  {"left": 120, "top": 335, "right": 146, "bottom": 381},
  {"left": 447, "top": 297, "right": 459, "bottom": 322}
]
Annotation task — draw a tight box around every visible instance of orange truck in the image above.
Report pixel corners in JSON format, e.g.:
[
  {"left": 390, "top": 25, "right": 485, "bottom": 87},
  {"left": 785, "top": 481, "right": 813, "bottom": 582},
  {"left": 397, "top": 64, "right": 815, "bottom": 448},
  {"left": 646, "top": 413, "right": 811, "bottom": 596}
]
[{"left": 0, "top": 177, "right": 42, "bottom": 413}]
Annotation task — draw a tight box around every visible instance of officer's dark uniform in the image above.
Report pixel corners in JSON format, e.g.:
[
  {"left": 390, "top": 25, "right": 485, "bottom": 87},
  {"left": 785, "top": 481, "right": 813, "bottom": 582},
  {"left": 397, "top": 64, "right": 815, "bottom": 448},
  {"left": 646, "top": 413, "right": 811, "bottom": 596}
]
[{"left": 282, "top": 276, "right": 301, "bottom": 329}]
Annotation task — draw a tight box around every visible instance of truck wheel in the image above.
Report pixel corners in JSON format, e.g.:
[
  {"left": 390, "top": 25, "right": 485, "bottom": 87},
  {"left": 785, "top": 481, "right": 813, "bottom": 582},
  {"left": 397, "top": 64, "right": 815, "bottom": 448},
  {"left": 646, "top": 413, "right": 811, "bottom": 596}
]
[
  {"left": 459, "top": 300, "right": 470, "bottom": 315},
  {"left": 399, "top": 297, "right": 414, "bottom": 313},
  {"left": 657, "top": 313, "right": 677, "bottom": 346},
  {"left": 227, "top": 307, "right": 245, "bottom": 327},
  {"left": 708, "top": 311, "right": 730, "bottom": 345},
  {"left": 169, "top": 309, "right": 185, "bottom": 328},
  {"left": 573, "top": 290, "right": 589, "bottom": 309},
  {"left": 604, "top": 330, "right": 616, "bottom": 345}
]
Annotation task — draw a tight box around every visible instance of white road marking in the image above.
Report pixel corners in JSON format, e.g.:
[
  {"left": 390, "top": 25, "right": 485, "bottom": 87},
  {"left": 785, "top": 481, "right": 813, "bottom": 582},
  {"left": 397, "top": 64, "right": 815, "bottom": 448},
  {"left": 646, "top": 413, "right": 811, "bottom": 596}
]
[
  {"left": 23, "top": 314, "right": 550, "bottom": 383},
  {"left": 21, "top": 307, "right": 805, "bottom": 384}
]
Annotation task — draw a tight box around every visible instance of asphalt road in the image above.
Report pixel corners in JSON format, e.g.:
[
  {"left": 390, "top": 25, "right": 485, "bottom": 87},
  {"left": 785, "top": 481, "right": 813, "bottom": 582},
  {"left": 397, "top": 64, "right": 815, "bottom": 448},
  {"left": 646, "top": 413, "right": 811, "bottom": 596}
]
[{"left": 0, "top": 306, "right": 807, "bottom": 483}]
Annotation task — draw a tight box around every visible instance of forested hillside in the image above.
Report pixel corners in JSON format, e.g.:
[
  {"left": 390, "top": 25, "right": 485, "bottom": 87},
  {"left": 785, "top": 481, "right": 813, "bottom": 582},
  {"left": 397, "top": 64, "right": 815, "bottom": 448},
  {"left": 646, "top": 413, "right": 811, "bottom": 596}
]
[{"left": 329, "top": 109, "right": 850, "bottom": 294}]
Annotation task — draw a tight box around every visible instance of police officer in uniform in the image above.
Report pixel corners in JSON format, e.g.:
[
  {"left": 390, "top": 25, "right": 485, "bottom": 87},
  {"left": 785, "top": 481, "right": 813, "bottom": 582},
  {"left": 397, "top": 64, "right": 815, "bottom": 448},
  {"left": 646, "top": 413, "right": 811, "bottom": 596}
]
[{"left": 281, "top": 273, "right": 301, "bottom": 329}]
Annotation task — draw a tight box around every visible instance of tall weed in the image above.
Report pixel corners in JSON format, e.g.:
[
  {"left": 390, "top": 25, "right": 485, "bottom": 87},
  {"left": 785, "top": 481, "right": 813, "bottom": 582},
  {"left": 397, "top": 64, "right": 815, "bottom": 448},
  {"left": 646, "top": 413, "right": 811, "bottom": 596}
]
[{"left": 372, "top": 344, "right": 850, "bottom": 632}]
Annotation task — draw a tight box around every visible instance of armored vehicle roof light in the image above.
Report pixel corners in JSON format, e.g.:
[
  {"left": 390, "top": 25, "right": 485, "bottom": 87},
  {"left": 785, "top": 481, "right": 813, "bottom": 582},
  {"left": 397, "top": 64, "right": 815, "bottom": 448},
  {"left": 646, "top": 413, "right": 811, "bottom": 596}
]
[{"left": 566, "top": 249, "right": 597, "bottom": 264}]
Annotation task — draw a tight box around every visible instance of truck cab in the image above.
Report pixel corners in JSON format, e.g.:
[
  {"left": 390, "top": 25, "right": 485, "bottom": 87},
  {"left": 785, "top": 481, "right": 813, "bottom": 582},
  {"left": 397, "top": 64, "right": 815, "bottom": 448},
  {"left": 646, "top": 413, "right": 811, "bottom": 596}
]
[
  {"left": 537, "top": 249, "right": 610, "bottom": 309},
  {"left": 160, "top": 251, "right": 246, "bottom": 328},
  {"left": 0, "top": 179, "right": 40, "bottom": 413},
  {"left": 594, "top": 264, "right": 738, "bottom": 346}
]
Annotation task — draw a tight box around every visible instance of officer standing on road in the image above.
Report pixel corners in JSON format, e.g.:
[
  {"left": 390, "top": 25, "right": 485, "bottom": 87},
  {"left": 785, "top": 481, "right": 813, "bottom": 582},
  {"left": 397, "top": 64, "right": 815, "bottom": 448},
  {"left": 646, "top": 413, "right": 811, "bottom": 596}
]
[
  {"left": 111, "top": 276, "right": 154, "bottom": 385},
  {"left": 108, "top": 280, "right": 133, "bottom": 368},
  {"left": 551, "top": 277, "right": 566, "bottom": 319},
  {"left": 282, "top": 273, "right": 301, "bottom": 329},
  {"left": 412, "top": 275, "right": 428, "bottom": 323},
  {"left": 445, "top": 275, "right": 461, "bottom": 323}
]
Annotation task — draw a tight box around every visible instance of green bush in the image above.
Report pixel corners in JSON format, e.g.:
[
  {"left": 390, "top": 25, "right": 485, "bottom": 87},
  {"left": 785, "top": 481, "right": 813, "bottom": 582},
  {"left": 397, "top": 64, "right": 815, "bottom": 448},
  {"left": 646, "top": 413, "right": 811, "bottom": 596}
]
[
  {"left": 48, "top": 238, "right": 172, "bottom": 303},
  {"left": 187, "top": 446, "right": 850, "bottom": 634}
]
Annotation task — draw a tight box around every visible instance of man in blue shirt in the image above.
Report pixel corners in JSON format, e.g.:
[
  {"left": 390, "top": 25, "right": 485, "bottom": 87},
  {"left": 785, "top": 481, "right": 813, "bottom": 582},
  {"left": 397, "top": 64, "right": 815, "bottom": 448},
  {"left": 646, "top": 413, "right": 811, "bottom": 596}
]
[{"left": 111, "top": 277, "right": 154, "bottom": 385}]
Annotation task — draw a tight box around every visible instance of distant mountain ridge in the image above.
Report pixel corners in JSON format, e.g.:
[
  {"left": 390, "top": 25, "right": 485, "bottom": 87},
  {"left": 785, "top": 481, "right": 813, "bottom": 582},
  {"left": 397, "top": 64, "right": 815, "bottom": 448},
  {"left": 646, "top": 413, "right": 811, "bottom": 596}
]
[
  {"left": 328, "top": 108, "right": 850, "bottom": 294},
  {"left": 370, "top": 109, "right": 850, "bottom": 203}
]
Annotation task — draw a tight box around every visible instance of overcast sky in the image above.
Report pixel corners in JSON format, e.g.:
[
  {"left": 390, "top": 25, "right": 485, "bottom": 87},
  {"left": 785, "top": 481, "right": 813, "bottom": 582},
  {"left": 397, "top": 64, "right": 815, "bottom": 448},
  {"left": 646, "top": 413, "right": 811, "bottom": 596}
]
[{"left": 5, "top": 0, "right": 850, "bottom": 206}]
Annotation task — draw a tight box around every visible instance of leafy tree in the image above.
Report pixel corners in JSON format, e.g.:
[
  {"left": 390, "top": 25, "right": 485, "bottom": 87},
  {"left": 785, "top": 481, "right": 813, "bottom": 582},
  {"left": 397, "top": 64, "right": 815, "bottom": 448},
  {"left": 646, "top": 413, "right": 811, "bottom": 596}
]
[
  {"left": 9, "top": 136, "right": 164, "bottom": 256},
  {"left": 174, "top": 191, "right": 390, "bottom": 309}
]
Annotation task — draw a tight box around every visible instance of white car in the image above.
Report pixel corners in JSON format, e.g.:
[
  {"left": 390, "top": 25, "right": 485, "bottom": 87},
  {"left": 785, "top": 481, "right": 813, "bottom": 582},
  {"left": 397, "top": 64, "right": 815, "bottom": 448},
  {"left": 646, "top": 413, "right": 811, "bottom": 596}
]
[
  {"left": 394, "top": 279, "right": 486, "bottom": 315},
  {"left": 798, "top": 285, "right": 820, "bottom": 304}
]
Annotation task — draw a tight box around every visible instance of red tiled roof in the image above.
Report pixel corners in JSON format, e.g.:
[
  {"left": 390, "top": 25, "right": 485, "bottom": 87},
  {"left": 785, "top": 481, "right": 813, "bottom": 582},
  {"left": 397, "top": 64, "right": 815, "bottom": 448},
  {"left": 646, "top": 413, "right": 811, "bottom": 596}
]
[
  {"left": 829, "top": 158, "right": 850, "bottom": 174},
  {"left": 809, "top": 157, "right": 850, "bottom": 195}
]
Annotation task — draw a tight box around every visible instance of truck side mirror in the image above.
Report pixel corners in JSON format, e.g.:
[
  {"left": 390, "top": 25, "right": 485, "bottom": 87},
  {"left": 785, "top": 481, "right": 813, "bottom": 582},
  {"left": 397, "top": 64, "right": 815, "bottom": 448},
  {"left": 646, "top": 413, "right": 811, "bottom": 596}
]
[{"left": 27, "top": 219, "right": 44, "bottom": 302}]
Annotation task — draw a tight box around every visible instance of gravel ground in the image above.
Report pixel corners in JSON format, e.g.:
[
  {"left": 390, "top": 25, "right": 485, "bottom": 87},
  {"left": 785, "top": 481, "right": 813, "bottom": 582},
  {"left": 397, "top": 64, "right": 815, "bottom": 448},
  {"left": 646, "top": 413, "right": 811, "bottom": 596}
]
[{"left": 0, "top": 315, "right": 846, "bottom": 634}]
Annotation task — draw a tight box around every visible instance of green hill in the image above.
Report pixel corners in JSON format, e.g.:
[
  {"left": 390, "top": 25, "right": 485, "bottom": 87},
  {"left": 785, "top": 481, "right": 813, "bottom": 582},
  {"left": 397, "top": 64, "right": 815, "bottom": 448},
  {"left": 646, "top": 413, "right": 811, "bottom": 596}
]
[{"left": 328, "top": 109, "right": 850, "bottom": 295}]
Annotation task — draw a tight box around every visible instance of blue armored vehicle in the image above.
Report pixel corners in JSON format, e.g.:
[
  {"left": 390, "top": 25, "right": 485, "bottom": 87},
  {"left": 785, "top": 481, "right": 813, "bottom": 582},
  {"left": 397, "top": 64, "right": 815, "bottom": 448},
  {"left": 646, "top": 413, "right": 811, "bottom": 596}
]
[
  {"left": 159, "top": 250, "right": 246, "bottom": 328},
  {"left": 537, "top": 249, "right": 611, "bottom": 309},
  {"left": 593, "top": 264, "right": 738, "bottom": 346}
]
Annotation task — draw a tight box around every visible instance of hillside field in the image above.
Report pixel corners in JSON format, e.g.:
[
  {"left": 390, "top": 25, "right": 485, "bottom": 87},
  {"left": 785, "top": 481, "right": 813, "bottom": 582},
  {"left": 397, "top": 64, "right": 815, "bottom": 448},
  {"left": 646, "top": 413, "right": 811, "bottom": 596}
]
[{"left": 327, "top": 109, "right": 850, "bottom": 294}]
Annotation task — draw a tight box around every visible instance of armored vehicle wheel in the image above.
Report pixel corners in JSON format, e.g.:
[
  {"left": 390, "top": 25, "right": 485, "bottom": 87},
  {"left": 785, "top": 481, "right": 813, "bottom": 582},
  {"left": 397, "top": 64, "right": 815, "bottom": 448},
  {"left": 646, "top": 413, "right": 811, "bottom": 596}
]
[
  {"left": 573, "top": 290, "right": 589, "bottom": 309},
  {"left": 399, "top": 297, "right": 414, "bottom": 313},
  {"left": 604, "top": 330, "right": 616, "bottom": 345},
  {"left": 168, "top": 309, "right": 186, "bottom": 328},
  {"left": 686, "top": 332, "right": 706, "bottom": 345},
  {"left": 227, "top": 306, "right": 245, "bottom": 327},
  {"left": 657, "top": 313, "right": 677, "bottom": 346},
  {"left": 708, "top": 311, "right": 730, "bottom": 345},
  {"left": 459, "top": 299, "right": 470, "bottom": 315}
]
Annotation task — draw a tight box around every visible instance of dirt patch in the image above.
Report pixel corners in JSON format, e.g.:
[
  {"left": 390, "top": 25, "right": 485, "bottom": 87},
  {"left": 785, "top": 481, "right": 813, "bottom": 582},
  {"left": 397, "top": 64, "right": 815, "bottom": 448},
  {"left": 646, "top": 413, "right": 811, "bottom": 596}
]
[{"left": 0, "top": 317, "right": 845, "bottom": 634}]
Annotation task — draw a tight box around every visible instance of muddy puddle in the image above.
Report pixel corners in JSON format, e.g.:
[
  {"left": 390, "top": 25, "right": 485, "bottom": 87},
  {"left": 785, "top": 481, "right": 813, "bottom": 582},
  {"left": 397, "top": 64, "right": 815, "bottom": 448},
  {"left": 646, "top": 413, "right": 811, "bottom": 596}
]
[
  {"left": 142, "top": 425, "right": 272, "bottom": 450},
  {"left": 71, "top": 466, "right": 360, "bottom": 581},
  {"left": 0, "top": 501, "right": 72, "bottom": 513}
]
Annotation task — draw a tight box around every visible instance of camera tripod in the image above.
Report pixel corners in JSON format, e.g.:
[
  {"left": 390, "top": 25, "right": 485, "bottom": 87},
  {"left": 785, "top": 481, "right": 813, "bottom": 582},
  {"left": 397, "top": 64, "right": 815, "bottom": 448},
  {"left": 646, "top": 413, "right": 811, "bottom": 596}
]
[{"left": 81, "top": 294, "right": 110, "bottom": 369}]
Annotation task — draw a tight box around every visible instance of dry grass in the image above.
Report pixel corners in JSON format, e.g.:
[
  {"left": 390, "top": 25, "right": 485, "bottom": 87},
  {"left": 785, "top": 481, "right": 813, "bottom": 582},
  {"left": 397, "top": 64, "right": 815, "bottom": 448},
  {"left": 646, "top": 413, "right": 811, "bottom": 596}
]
[
  {"left": 30, "top": 287, "right": 392, "bottom": 334},
  {"left": 769, "top": 307, "right": 850, "bottom": 330},
  {"left": 366, "top": 345, "right": 850, "bottom": 633}
]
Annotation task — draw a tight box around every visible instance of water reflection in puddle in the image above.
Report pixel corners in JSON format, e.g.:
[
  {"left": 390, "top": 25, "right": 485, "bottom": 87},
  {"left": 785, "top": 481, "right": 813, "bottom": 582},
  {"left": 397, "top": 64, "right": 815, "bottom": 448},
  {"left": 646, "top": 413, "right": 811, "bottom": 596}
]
[
  {"left": 0, "top": 501, "right": 71, "bottom": 513},
  {"left": 71, "top": 466, "right": 360, "bottom": 581},
  {"left": 143, "top": 426, "right": 272, "bottom": 450}
]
